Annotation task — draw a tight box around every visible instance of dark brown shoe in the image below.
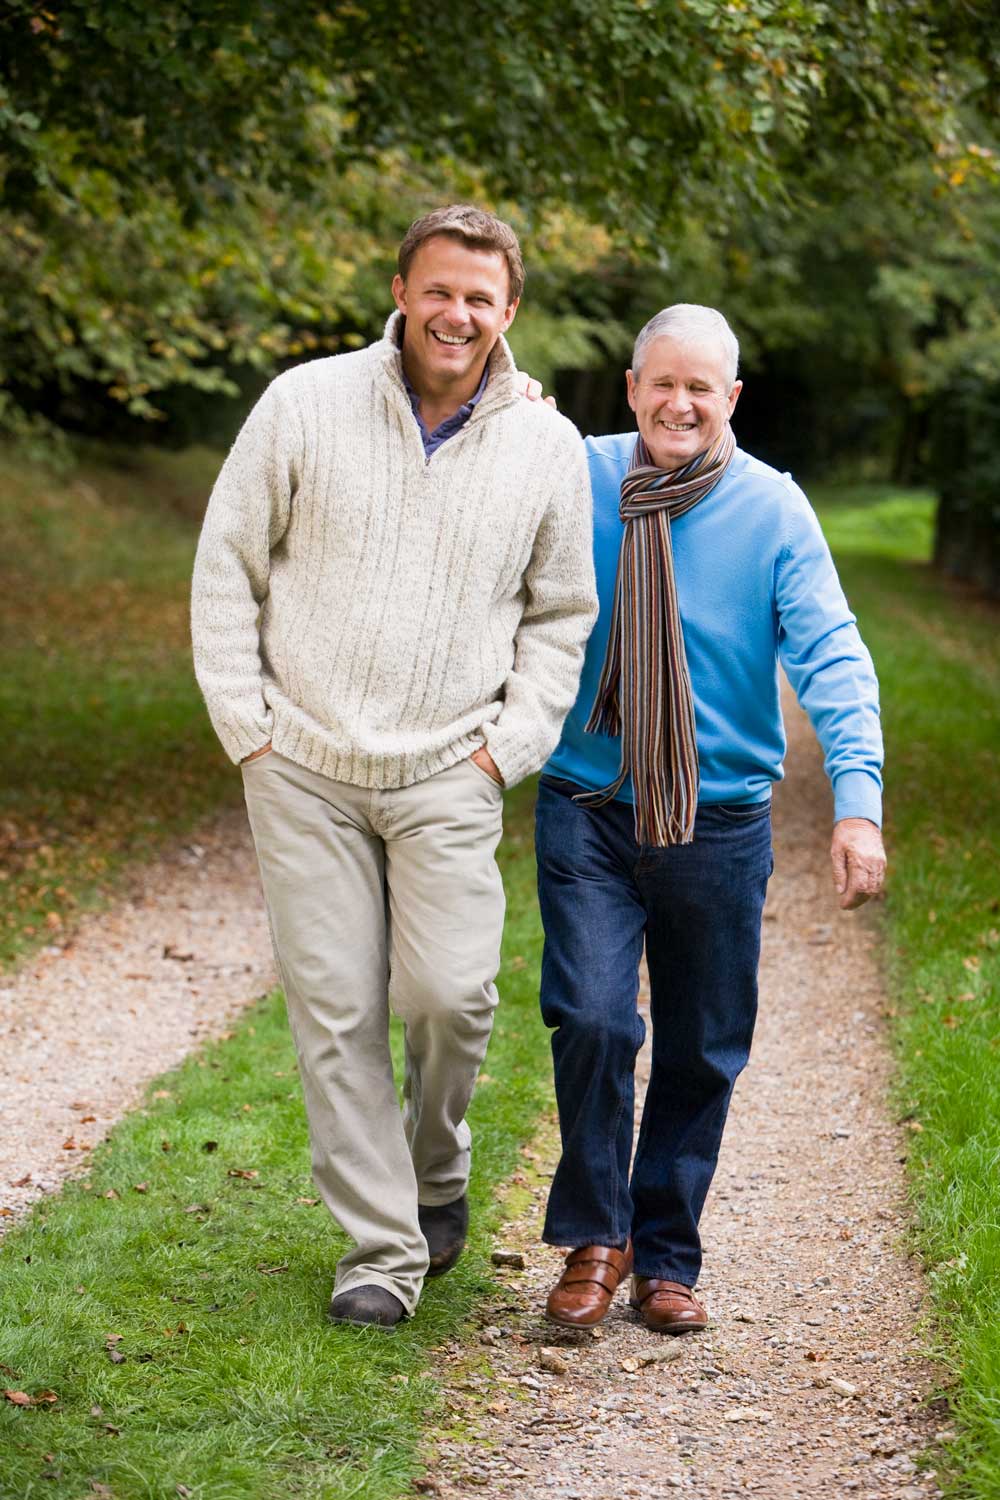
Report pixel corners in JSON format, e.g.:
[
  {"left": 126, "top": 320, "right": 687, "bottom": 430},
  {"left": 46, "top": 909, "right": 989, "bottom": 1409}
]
[
  {"left": 545, "top": 1241, "right": 633, "bottom": 1327},
  {"left": 630, "top": 1276, "right": 708, "bottom": 1334}
]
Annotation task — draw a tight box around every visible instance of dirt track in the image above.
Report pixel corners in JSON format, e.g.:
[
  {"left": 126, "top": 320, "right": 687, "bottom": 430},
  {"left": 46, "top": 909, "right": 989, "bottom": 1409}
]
[{"left": 428, "top": 685, "right": 945, "bottom": 1500}]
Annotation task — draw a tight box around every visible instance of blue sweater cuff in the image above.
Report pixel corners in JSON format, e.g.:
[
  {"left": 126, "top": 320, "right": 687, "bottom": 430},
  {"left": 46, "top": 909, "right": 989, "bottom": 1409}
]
[{"left": 832, "top": 770, "right": 883, "bottom": 828}]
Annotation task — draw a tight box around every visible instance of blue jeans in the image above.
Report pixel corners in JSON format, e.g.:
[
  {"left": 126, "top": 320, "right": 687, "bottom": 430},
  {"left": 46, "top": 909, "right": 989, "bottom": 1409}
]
[{"left": 535, "top": 775, "right": 772, "bottom": 1287}]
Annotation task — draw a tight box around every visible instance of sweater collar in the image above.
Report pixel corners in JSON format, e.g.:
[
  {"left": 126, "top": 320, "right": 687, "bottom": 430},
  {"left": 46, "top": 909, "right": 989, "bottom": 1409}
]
[{"left": 374, "top": 310, "right": 520, "bottom": 419}]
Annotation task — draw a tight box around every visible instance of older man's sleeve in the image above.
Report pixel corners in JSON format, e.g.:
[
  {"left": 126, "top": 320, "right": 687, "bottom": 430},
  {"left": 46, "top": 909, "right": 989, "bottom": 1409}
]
[
  {"left": 190, "top": 379, "right": 297, "bottom": 763},
  {"left": 776, "top": 499, "right": 884, "bottom": 827},
  {"left": 482, "top": 430, "right": 598, "bottom": 787}
]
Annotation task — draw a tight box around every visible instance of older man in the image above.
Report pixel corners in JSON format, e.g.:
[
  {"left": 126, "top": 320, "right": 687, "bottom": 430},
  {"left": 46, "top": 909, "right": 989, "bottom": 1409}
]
[
  {"left": 192, "top": 205, "right": 596, "bottom": 1327},
  {"left": 536, "top": 303, "right": 885, "bottom": 1332}
]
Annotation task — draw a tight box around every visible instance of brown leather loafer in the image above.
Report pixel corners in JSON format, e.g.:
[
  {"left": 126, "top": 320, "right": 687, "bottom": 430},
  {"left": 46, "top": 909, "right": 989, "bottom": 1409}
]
[
  {"left": 630, "top": 1276, "right": 708, "bottom": 1334},
  {"left": 545, "top": 1241, "right": 633, "bottom": 1327}
]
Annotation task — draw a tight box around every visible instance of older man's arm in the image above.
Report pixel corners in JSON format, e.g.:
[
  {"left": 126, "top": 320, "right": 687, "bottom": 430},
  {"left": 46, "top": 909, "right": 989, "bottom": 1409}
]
[
  {"left": 775, "top": 494, "right": 886, "bottom": 910},
  {"left": 831, "top": 817, "right": 887, "bottom": 910}
]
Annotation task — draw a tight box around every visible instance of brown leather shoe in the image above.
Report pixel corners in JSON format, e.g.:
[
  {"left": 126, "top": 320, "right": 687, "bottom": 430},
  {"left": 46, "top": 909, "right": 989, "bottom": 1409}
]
[
  {"left": 630, "top": 1276, "right": 708, "bottom": 1334},
  {"left": 545, "top": 1241, "right": 633, "bottom": 1327}
]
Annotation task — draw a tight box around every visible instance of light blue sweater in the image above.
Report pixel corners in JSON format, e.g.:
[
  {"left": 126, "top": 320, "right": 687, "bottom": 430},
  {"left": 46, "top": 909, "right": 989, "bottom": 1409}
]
[{"left": 544, "top": 434, "right": 883, "bottom": 826}]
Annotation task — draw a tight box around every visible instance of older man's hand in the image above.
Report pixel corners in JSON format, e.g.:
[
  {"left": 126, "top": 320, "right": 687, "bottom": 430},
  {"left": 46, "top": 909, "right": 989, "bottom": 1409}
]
[
  {"left": 514, "top": 371, "right": 557, "bottom": 407},
  {"left": 831, "top": 818, "right": 886, "bottom": 910}
]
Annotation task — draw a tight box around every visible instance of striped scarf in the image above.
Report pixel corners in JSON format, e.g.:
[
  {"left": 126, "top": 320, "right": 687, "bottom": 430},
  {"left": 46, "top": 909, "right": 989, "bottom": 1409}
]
[{"left": 576, "top": 424, "right": 736, "bottom": 846}]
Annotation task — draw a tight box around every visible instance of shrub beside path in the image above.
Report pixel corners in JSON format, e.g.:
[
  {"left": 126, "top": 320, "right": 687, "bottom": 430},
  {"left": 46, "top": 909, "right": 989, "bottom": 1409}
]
[
  {"left": 0, "top": 811, "right": 275, "bottom": 1224},
  {"left": 428, "top": 688, "right": 946, "bottom": 1500}
]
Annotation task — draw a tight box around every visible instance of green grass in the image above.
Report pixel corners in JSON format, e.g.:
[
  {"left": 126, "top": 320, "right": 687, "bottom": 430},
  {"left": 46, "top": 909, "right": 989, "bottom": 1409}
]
[
  {"left": 812, "top": 482, "right": 1000, "bottom": 1497},
  {"left": 0, "top": 778, "right": 552, "bottom": 1500},
  {"left": 0, "top": 443, "right": 238, "bottom": 970}
]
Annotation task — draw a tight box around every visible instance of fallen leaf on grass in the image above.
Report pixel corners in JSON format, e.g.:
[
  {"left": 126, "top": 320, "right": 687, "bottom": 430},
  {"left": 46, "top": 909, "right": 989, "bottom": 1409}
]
[
  {"left": 296, "top": 1197, "right": 320, "bottom": 1206},
  {"left": 103, "top": 1189, "right": 120, "bottom": 1200},
  {"left": 184, "top": 1204, "right": 210, "bottom": 1215},
  {"left": 201, "top": 1141, "right": 219, "bottom": 1153},
  {"left": 4, "top": 1389, "right": 58, "bottom": 1407},
  {"left": 0, "top": 1363, "right": 18, "bottom": 1378},
  {"left": 132, "top": 1183, "right": 149, "bottom": 1194},
  {"left": 941, "top": 1014, "right": 961, "bottom": 1028},
  {"left": 227, "top": 1168, "right": 258, "bottom": 1180},
  {"left": 256, "top": 1263, "right": 289, "bottom": 1275},
  {"left": 153, "top": 1090, "right": 172, "bottom": 1099}
]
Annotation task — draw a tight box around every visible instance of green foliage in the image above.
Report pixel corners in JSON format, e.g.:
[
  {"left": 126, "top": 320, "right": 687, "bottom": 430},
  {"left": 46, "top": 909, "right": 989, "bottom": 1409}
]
[{"left": 3, "top": 0, "right": 997, "bottom": 450}]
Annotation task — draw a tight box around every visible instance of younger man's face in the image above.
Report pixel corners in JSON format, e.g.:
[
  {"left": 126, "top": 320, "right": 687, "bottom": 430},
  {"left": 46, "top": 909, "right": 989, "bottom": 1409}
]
[{"left": 392, "top": 235, "right": 518, "bottom": 393}]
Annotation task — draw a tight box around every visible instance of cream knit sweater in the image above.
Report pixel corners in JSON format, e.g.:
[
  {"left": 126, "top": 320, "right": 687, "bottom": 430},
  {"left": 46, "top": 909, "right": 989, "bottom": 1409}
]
[{"left": 191, "top": 314, "right": 597, "bottom": 790}]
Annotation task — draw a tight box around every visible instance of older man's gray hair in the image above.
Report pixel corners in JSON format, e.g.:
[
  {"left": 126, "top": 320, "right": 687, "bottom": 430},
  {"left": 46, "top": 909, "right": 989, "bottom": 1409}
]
[{"left": 632, "top": 304, "right": 740, "bottom": 388}]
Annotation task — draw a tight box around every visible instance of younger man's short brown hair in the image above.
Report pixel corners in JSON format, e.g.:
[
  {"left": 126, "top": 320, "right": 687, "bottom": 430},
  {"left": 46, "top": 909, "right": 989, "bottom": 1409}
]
[{"left": 397, "top": 205, "right": 525, "bottom": 303}]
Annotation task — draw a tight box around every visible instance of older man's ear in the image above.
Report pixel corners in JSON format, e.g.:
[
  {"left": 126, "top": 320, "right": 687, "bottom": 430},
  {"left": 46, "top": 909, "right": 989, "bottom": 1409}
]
[{"left": 515, "top": 371, "right": 558, "bottom": 407}]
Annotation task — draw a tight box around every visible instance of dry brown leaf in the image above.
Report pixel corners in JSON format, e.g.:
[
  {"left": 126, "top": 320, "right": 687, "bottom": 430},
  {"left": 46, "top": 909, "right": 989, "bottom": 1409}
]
[
  {"left": 10, "top": 1172, "right": 32, "bottom": 1187},
  {"left": 227, "top": 1168, "right": 259, "bottom": 1180},
  {"left": 132, "top": 1183, "right": 149, "bottom": 1194},
  {"left": 4, "top": 1388, "right": 58, "bottom": 1407},
  {"left": 256, "top": 1263, "right": 289, "bottom": 1275}
]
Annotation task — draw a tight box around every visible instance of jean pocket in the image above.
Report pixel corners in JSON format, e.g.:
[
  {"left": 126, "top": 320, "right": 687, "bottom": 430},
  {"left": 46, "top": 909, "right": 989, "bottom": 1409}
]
[{"left": 711, "top": 800, "right": 771, "bottom": 824}]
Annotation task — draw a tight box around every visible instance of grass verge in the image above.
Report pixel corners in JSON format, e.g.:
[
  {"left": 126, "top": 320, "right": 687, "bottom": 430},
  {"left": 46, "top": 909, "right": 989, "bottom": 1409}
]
[
  {"left": 812, "top": 482, "right": 1000, "bottom": 1497},
  {"left": 0, "top": 443, "right": 237, "bottom": 970},
  {"left": 0, "top": 778, "right": 552, "bottom": 1499}
]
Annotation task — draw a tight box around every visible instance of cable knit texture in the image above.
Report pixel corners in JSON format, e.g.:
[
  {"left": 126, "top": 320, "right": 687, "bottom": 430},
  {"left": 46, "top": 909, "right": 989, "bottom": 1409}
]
[{"left": 191, "top": 314, "right": 597, "bottom": 789}]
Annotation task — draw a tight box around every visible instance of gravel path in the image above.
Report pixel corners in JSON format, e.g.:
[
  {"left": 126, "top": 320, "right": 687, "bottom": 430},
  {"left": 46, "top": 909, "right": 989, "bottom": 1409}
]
[
  {"left": 0, "top": 695, "right": 947, "bottom": 1495},
  {"left": 427, "top": 687, "right": 945, "bottom": 1500},
  {"left": 0, "top": 808, "right": 274, "bottom": 1225}
]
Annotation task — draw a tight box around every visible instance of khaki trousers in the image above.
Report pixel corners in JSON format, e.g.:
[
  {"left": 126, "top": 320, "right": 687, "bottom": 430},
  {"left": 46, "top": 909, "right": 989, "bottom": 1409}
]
[{"left": 241, "top": 751, "right": 505, "bottom": 1313}]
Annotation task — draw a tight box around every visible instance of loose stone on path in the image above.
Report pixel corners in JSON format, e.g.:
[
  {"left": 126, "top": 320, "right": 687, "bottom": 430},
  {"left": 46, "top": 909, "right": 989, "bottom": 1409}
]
[
  {"left": 427, "top": 684, "right": 945, "bottom": 1499},
  {"left": 0, "top": 808, "right": 274, "bottom": 1225}
]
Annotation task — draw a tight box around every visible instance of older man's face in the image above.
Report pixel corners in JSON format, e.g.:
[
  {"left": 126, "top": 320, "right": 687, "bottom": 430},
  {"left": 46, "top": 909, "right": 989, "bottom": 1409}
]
[{"left": 626, "top": 336, "right": 742, "bottom": 469}]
